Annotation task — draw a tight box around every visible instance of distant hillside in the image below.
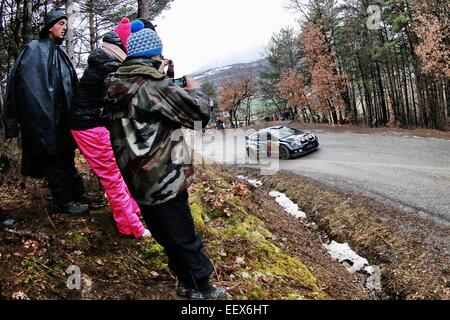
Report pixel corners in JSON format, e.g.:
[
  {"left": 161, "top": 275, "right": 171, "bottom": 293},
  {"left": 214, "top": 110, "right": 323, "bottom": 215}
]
[{"left": 191, "top": 58, "right": 270, "bottom": 86}]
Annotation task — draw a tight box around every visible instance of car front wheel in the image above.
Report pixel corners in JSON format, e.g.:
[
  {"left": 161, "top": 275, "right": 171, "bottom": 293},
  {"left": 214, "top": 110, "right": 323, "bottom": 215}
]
[{"left": 279, "top": 145, "right": 290, "bottom": 160}]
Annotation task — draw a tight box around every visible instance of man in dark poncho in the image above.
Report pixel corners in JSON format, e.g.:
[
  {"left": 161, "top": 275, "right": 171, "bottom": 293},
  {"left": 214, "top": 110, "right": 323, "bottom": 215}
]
[{"left": 2, "top": 9, "right": 99, "bottom": 216}]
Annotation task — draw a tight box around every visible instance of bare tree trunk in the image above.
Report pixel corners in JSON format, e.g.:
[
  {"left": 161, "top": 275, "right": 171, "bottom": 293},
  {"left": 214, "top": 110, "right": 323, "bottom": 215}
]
[
  {"left": 0, "top": 85, "right": 4, "bottom": 132},
  {"left": 22, "top": 0, "right": 33, "bottom": 46},
  {"left": 65, "top": 0, "right": 75, "bottom": 62},
  {"left": 88, "top": 0, "right": 95, "bottom": 50},
  {"left": 375, "top": 62, "right": 387, "bottom": 126},
  {"left": 138, "top": 0, "right": 150, "bottom": 19}
]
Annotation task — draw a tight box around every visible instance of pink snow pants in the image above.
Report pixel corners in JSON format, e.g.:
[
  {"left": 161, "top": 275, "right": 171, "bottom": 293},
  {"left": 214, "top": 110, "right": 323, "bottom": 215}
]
[{"left": 71, "top": 127, "right": 145, "bottom": 238}]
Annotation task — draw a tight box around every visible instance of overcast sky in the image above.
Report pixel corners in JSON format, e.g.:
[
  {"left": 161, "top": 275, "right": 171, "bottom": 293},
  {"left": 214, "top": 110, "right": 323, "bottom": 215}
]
[{"left": 153, "top": 0, "right": 299, "bottom": 76}]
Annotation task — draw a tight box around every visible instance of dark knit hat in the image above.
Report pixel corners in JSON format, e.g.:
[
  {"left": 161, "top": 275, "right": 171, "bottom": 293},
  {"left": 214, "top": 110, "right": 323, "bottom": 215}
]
[
  {"left": 138, "top": 19, "right": 157, "bottom": 31},
  {"left": 39, "top": 9, "right": 67, "bottom": 39},
  {"left": 126, "top": 20, "right": 163, "bottom": 57},
  {"left": 102, "top": 31, "right": 126, "bottom": 52}
]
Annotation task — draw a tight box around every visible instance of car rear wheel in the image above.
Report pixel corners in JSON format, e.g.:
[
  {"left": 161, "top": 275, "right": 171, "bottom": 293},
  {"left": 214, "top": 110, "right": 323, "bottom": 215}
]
[{"left": 279, "top": 145, "right": 290, "bottom": 160}]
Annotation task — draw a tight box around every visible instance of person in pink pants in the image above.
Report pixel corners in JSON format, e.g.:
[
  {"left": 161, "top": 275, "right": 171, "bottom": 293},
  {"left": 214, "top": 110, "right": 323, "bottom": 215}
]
[
  {"left": 69, "top": 22, "right": 150, "bottom": 239},
  {"left": 71, "top": 128, "right": 149, "bottom": 238}
]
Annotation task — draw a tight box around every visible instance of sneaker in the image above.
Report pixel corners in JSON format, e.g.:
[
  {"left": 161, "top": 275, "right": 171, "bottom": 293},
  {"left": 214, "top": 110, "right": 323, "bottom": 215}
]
[
  {"left": 57, "top": 201, "right": 90, "bottom": 216},
  {"left": 188, "top": 285, "right": 227, "bottom": 300},
  {"left": 74, "top": 193, "right": 102, "bottom": 206}
]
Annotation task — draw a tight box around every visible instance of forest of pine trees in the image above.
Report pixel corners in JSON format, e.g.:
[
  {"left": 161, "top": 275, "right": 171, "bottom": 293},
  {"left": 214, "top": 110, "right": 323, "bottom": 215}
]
[
  {"left": 1, "top": 0, "right": 449, "bottom": 131},
  {"left": 267, "top": 0, "right": 449, "bottom": 131},
  {"left": 0, "top": 0, "right": 173, "bottom": 117}
]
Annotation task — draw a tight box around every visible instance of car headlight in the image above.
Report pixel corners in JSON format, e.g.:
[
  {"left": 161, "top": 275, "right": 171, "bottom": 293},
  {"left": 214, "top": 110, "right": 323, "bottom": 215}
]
[{"left": 290, "top": 141, "right": 302, "bottom": 148}]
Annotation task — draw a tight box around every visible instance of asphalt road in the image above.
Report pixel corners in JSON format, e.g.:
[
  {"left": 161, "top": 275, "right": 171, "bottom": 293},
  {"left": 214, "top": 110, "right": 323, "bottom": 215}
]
[{"left": 190, "top": 128, "right": 450, "bottom": 223}]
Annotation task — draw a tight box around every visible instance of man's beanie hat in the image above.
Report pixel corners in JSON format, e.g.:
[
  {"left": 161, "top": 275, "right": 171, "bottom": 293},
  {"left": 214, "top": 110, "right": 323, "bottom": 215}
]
[
  {"left": 114, "top": 18, "right": 132, "bottom": 52},
  {"left": 126, "top": 20, "right": 163, "bottom": 57},
  {"left": 138, "top": 18, "right": 157, "bottom": 31},
  {"left": 39, "top": 9, "right": 68, "bottom": 39}
]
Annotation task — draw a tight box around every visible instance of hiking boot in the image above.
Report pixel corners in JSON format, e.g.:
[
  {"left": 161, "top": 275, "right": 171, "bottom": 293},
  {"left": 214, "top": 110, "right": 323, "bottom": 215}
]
[
  {"left": 187, "top": 284, "right": 227, "bottom": 300},
  {"left": 176, "top": 282, "right": 192, "bottom": 298},
  {"left": 1, "top": 218, "right": 18, "bottom": 229},
  {"left": 0, "top": 210, "right": 18, "bottom": 230},
  {"left": 58, "top": 201, "right": 90, "bottom": 216},
  {"left": 74, "top": 193, "right": 102, "bottom": 206}
]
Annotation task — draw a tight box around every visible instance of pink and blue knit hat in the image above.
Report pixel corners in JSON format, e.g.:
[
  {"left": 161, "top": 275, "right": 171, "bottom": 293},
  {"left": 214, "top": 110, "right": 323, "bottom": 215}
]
[{"left": 126, "top": 20, "right": 163, "bottom": 57}]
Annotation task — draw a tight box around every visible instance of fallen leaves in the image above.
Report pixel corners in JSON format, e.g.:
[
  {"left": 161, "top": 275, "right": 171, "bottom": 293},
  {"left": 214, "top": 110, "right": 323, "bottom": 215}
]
[
  {"left": 23, "top": 239, "right": 40, "bottom": 251},
  {"left": 12, "top": 291, "right": 29, "bottom": 300}
]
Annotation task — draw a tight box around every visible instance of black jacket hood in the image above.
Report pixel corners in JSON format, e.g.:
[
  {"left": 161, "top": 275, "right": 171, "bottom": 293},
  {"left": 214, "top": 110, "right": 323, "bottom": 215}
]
[{"left": 87, "top": 48, "right": 115, "bottom": 68}]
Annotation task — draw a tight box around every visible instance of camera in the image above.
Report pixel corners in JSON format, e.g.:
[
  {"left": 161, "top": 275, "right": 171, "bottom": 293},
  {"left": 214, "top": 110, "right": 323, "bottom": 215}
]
[{"left": 174, "top": 77, "right": 186, "bottom": 88}]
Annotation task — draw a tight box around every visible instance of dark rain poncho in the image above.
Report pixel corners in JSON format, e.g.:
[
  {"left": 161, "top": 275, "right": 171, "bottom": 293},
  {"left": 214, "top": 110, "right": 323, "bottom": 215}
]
[{"left": 3, "top": 38, "right": 78, "bottom": 178}]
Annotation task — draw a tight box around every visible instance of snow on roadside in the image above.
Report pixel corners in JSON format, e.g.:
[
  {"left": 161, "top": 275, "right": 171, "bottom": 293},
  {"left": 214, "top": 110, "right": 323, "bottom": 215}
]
[
  {"left": 323, "top": 241, "right": 369, "bottom": 273},
  {"left": 323, "top": 241, "right": 382, "bottom": 291},
  {"left": 236, "top": 174, "right": 382, "bottom": 292},
  {"left": 237, "top": 175, "right": 263, "bottom": 188},
  {"left": 269, "top": 191, "right": 307, "bottom": 220}
]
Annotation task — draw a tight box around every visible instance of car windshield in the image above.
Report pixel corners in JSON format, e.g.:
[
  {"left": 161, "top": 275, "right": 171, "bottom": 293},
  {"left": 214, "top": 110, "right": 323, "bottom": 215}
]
[{"left": 271, "top": 127, "right": 302, "bottom": 139}]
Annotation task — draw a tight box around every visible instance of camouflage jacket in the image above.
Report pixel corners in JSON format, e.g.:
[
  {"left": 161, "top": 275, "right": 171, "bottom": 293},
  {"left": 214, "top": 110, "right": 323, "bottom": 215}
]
[{"left": 104, "top": 58, "right": 210, "bottom": 206}]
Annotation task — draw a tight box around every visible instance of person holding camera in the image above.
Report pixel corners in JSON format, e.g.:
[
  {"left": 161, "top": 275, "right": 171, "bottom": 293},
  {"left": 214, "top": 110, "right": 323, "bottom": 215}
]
[{"left": 104, "top": 20, "right": 226, "bottom": 300}]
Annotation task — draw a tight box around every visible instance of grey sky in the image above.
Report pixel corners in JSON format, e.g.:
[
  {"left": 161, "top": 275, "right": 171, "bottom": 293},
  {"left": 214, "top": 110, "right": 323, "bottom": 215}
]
[{"left": 154, "top": 0, "right": 299, "bottom": 76}]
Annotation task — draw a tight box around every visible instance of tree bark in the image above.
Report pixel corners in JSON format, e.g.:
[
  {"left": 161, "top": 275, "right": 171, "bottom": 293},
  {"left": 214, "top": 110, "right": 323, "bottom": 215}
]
[
  {"left": 22, "top": 0, "right": 33, "bottom": 46},
  {"left": 138, "top": 0, "right": 150, "bottom": 19},
  {"left": 65, "top": 0, "right": 75, "bottom": 62},
  {"left": 88, "top": 0, "right": 95, "bottom": 51}
]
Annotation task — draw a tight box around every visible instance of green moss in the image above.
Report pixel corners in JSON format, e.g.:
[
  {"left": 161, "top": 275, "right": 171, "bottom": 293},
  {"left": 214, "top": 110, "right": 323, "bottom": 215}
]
[
  {"left": 286, "top": 293, "right": 306, "bottom": 300},
  {"left": 221, "top": 216, "right": 323, "bottom": 298},
  {"left": 139, "top": 238, "right": 168, "bottom": 271},
  {"left": 190, "top": 168, "right": 326, "bottom": 299},
  {"left": 189, "top": 194, "right": 206, "bottom": 232},
  {"left": 248, "top": 285, "right": 269, "bottom": 300},
  {"left": 227, "top": 216, "right": 274, "bottom": 242},
  {"left": 67, "top": 230, "right": 89, "bottom": 250}
]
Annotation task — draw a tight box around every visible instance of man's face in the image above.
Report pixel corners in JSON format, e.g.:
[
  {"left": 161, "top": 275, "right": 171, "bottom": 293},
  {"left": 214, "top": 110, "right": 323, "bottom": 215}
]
[{"left": 48, "top": 19, "right": 67, "bottom": 42}]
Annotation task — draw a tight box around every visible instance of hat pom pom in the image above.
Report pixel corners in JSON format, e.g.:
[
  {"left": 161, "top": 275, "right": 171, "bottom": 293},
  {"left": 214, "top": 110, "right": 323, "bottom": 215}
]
[
  {"left": 121, "top": 17, "right": 130, "bottom": 24},
  {"left": 131, "top": 20, "right": 144, "bottom": 33}
]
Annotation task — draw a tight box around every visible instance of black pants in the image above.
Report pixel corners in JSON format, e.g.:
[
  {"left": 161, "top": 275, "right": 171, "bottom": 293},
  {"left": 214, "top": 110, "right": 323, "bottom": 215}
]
[
  {"left": 141, "top": 191, "right": 214, "bottom": 288},
  {"left": 40, "top": 147, "right": 85, "bottom": 207}
]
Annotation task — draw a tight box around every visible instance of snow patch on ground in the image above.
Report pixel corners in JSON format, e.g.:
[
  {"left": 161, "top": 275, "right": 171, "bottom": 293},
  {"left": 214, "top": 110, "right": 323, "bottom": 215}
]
[
  {"left": 236, "top": 174, "right": 382, "bottom": 292},
  {"left": 237, "top": 175, "right": 263, "bottom": 188},
  {"left": 323, "top": 241, "right": 369, "bottom": 273},
  {"left": 269, "top": 191, "right": 307, "bottom": 220},
  {"left": 323, "top": 241, "right": 382, "bottom": 291}
]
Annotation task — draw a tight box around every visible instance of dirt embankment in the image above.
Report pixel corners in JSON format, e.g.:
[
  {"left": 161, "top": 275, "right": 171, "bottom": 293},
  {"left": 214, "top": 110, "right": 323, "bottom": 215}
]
[
  {"left": 233, "top": 167, "right": 450, "bottom": 299},
  {"left": 0, "top": 149, "right": 373, "bottom": 300}
]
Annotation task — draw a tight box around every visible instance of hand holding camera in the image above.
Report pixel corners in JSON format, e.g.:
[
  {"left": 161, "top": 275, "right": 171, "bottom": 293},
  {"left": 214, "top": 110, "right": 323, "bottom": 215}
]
[
  {"left": 158, "top": 59, "right": 170, "bottom": 74},
  {"left": 173, "top": 76, "right": 199, "bottom": 91},
  {"left": 184, "top": 75, "right": 200, "bottom": 91}
]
